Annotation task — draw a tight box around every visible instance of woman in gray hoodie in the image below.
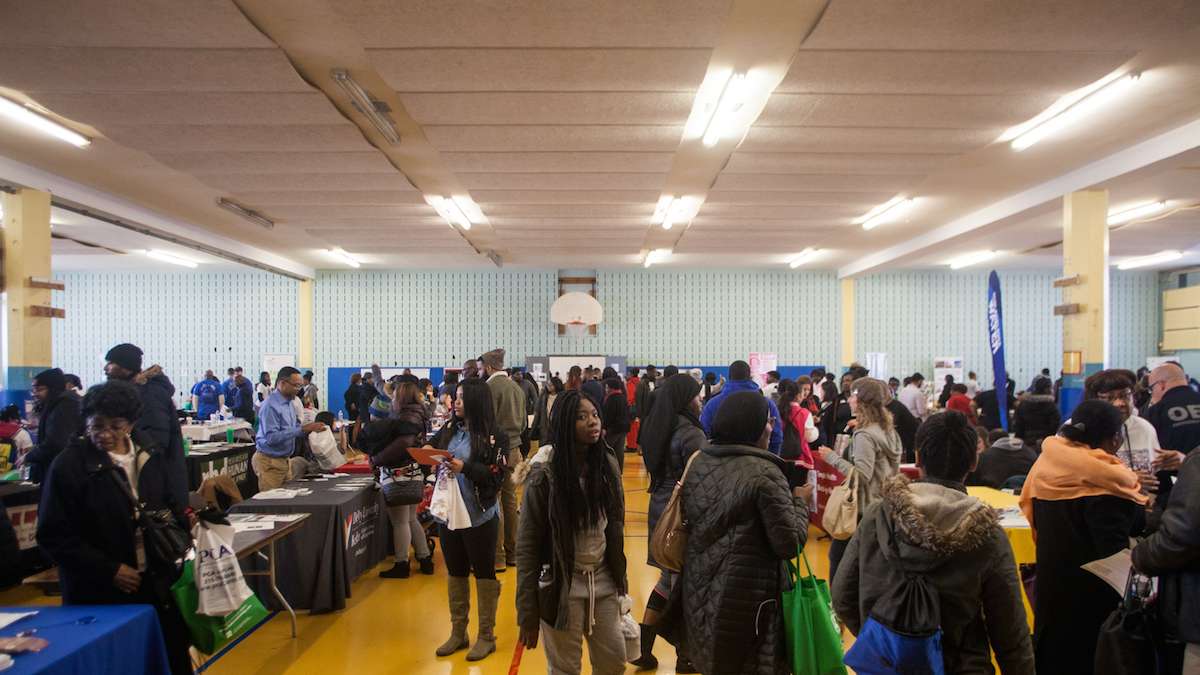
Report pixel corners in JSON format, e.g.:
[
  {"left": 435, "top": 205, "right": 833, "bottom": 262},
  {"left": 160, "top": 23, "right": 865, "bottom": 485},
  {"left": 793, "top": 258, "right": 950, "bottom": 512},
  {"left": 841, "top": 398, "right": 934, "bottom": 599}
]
[
  {"left": 819, "top": 376, "right": 902, "bottom": 581},
  {"left": 832, "top": 411, "right": 1034, "bottom": 674}
]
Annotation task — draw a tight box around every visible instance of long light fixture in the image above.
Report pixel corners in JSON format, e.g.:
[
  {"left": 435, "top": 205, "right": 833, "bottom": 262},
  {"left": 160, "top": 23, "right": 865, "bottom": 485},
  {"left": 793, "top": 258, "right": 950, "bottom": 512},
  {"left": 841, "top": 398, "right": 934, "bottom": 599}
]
[
  {"left": 328, "top": 247, "right": 361, "bottom": 268},
  {"left": 1107, "top": 200, "right": 1166, "bottom": 226},
  {"left": 1003, "top": 72, "right": 1141, "bottom": 152},
  {"left": 652, "top": 195, "right": 701, "bottom": 230},
  {"left": 683, "top": 69, "right": 753, "bottom": 148},
  {"left": 948, "top": 250, "right": 999, "bottom": 270},
  {"left": 331, "top": 69, "right": 402, "bottom": 145},
  {"left": 144, "top": 249, "right": 199, "bottom": 268},
  {"left": 217, "top": 198, "right": 274, "bottom": 229},
  {"left": 425, "top": 194, "right": 488, "bottom": 230},
  {"left": 1116, "top": 250, "right": 1183, "bottom": 270},
  {"left": 0, "top": 97, "right": 90, "bottom": 147},
  {"left": 788, "top": 248, "right": 821, "bottom": 268},
  {"left": 856, "top": 195, "right": 917, "bottom": 230},
  {"left": 643, "top": 248, "right": 672, "bottom": 268}
]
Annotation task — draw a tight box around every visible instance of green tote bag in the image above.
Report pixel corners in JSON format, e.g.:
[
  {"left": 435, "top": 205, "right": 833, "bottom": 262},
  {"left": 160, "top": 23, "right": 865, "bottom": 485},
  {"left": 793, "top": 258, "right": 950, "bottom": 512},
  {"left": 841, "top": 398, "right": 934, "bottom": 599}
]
[
  {"left": 171, "top": 559, "right": 270, "bottom": 654},
  {"left": 782, "top": 548, "right": 847, "bottom": 675}
]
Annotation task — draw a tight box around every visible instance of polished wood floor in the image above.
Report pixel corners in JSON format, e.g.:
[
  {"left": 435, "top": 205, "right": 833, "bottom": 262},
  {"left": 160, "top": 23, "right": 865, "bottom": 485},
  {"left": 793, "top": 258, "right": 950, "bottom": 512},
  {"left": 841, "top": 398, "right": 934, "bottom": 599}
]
[{"left": 2, "top": 454, "right": 843, "bottom": 674}]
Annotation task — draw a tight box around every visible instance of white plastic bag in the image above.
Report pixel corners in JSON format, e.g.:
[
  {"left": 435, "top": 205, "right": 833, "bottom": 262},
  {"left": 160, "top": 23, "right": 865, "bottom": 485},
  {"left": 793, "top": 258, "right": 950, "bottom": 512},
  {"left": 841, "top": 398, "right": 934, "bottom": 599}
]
[
  {"left": 619, "top": 594, "right": 640, "bottom": 661},
  {"left": 308, "top": 428, "right": 346, "bottom": 471},
  {"left": 194, "top": 521, "right": 253, "bottom": 616},
  {"left": 430, "top": 465, "right": 473, "bottom": 530}
]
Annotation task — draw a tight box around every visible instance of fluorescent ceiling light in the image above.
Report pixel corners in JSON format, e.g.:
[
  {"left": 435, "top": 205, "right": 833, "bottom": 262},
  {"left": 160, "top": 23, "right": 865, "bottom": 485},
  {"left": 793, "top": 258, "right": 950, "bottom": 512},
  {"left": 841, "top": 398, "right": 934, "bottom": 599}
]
[
  {"left": 328, "top": 247, "right": 361, "bottom": 268},
  {"left": 1107, "top": 200, "right": 1166, "bottom": 226},
  {"left": 1116, "top": 250, "right": 1182, "bottom": 270},
  {"left": 144, "top": 249, "right": 198, "bottom": 268},
  {"left": 451, "top": 195, "right": 488, "bottom": 226},
  {"left": 701, "top": 72, "right": 750, "bottom": 147},
  {"left": 217, "top": 198, "right": 274, "bottom": 229},
  {"left": 426, "top": 195, "right": 475, "bottom": 230},
  {"left": 0, "top": 97, "right": 90, "bottom": 147},
  {"left": 643, "top": 248, "right": 672, "bottom": 268},
  {"left": 788, "top": 248, "right": 820, "bottom": 268},
  {"left": 857, "top": 196, "right": 917, "bottom": 230},
  {"left": 330, "top": 69, "right": 402, "bottom": 145},
  {"left": 948, "top": 250, "right": 999, "bottom": 270},
  {"left": 1005, "top": 72, "right": 1140, "bottom": 151},
  {"left": 653, "top": 195, "right": 701, "bottom": 230}
]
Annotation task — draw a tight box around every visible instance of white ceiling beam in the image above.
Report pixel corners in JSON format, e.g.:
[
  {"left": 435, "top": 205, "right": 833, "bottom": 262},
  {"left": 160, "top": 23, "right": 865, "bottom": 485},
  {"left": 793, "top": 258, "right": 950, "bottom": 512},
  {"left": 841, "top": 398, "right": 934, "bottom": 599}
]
[
  {"left": 838, "top": 118, "right": 1200, "bottom": 278},
  {"left": 0, "top": 153, "right": 315, "bottom": 280}
]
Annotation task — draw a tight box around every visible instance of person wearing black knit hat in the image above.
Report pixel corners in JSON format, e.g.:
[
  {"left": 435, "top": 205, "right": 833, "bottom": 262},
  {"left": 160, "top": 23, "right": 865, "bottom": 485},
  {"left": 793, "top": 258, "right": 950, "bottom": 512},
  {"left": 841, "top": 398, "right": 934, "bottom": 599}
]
[
  {"left": 23, "top": 368, "right": 81, "bottom": 484},
  {"left": 104, "top": 343, "right": 188, "bottom": 509}
]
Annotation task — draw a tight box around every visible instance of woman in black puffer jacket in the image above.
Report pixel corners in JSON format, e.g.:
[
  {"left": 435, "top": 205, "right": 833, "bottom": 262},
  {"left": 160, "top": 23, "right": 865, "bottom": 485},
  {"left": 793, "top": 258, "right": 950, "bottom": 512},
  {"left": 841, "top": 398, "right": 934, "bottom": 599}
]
[
  {"left": 663, "top": 392, "right": 811, "bottom": 675},
  {"left": 631, "top": 374, "right": 707, "bottom": 671},
  {"left": 360, "top": 380, "right": 432, "bottom": 578}
]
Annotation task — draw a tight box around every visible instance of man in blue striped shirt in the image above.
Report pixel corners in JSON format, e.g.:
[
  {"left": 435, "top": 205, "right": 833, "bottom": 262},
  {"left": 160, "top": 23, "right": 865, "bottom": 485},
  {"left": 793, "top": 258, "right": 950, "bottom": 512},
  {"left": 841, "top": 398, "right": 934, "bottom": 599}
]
[{"left": 254, "top": 366, "right": 326, "bottom": 490}]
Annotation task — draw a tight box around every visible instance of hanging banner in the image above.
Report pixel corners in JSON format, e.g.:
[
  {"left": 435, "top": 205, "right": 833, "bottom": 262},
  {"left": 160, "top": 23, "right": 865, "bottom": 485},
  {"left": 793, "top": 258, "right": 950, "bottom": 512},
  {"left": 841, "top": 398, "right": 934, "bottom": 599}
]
[
  {"left": 749, "top": 352, "right": 778, "bottom": 387},
  {"left": 987, "top": 271, "right": 1010, "bottom": 431}
]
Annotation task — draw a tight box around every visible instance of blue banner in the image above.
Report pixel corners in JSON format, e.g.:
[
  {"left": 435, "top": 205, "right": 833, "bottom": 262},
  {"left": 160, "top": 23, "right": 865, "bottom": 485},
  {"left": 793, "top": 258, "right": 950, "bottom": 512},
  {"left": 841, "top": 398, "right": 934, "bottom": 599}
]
[{"left": 987, "top": 271, "right": 1010, "bottom": 431}]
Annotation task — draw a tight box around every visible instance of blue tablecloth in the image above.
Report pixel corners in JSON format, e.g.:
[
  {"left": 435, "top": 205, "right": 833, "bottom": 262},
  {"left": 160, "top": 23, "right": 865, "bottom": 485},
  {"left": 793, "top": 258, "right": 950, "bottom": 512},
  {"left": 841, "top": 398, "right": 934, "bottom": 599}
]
[{"left": 0, "top": 604, "right": 170, "bottom": 674}]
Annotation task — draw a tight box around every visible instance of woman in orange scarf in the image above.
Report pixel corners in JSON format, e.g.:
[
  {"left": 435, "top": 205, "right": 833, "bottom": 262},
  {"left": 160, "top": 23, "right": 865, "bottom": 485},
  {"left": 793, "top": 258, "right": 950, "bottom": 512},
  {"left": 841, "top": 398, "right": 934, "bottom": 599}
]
[{"left": 1019, "top": 400, "right": 1149, "bottom": 675}]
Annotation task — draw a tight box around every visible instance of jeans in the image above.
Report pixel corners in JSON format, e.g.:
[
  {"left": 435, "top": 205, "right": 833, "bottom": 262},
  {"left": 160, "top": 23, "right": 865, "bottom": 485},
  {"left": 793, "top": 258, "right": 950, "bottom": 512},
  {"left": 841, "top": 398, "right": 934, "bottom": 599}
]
[
  {"left": 441, "top": 516, "right": 498, "bottom": 580},
  {"left": 387, "top": 503, "right": 430, "bottom": 561}
]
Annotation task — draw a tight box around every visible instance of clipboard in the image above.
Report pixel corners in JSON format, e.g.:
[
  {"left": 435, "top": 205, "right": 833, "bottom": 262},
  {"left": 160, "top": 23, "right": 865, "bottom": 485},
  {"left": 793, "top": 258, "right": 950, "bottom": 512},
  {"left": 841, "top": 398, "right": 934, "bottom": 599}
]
[{"left": 409, "top": 447, "right": 453, "bottom": 466}]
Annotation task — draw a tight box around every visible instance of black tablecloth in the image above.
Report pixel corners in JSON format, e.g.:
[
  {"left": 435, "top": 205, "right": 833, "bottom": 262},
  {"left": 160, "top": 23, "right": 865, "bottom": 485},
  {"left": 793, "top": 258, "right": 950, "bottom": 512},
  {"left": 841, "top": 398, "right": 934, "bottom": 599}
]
[
  {"left": 185, "top": 443, "right": 258, "bottom": 496},
  {"left": 1, "top": 481, "right": 47, "bottom": 579},
  {"left": 229, "top": 476, "right": 390, "bottom": 613}
]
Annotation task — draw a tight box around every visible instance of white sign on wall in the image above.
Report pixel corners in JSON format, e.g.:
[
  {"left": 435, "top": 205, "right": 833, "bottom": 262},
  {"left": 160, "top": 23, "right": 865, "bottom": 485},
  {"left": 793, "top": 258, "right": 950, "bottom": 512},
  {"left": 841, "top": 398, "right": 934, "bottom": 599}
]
[{"left": 749, "top": 352, "right": 778, "bottom": 387}]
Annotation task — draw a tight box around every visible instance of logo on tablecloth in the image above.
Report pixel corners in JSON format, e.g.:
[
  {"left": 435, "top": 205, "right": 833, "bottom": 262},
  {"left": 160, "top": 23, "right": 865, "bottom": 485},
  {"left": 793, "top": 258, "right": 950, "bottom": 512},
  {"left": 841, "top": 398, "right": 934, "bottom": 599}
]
[{"left": 343, "top": 502, "right": 381, "bottom": 552}]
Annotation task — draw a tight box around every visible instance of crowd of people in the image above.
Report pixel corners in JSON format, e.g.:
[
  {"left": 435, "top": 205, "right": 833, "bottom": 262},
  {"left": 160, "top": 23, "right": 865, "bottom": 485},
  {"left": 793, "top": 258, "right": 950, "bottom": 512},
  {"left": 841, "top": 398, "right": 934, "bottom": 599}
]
[{"left": 4, "top": 342, "right": 1199, "bottom": 675}]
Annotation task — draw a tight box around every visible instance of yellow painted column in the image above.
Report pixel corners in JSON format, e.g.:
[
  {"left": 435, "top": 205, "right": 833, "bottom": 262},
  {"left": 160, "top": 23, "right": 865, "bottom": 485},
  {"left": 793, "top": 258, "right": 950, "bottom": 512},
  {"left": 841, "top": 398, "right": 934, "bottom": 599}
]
[
  {"left": 1, "top": 188, "right": 54, "bottom": 409},
  {"left": 298, "top": 279, "right": 314, "bottom": 372},
  {"left": 1060, "top": 189, "right": 1109, "bottom": 414},
  {"left": 840, "top": 277, "right": 856, "bottom": 368}
]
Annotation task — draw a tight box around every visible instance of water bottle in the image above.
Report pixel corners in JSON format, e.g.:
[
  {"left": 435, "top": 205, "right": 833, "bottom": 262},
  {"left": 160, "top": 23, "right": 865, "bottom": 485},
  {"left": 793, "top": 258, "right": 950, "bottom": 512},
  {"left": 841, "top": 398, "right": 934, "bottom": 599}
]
[{"left": 338, "top": 410, "right": 345, "bottom": 426}]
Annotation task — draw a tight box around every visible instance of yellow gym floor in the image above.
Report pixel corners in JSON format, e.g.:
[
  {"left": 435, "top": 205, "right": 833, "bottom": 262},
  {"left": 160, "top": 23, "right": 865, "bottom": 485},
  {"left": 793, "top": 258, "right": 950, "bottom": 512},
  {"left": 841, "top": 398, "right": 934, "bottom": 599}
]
[{"left": 3, "top": 455, "right": 842, "bottom": 674}]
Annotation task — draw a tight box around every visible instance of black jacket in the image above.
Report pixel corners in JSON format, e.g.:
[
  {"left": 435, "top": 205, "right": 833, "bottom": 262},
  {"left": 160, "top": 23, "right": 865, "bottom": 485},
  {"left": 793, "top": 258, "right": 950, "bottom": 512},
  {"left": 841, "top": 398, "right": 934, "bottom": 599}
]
[
  {"left": 671, "top": 444, "right": 809, "bottom": 675},
  {"left": 36, "top": 431, "right": 187, "bottom": 605},
  {"left": 968, "top": 437, "right": 1038, "bottom": 489},
  {"left": 1030, "top": 493, "right": 1144, "bottom": 673},
  {"left": 886, "top": 398, "right": 919, "bottom": 463},
  {"left": 647, "top": 414, "right": 706, "bottom": 566},
  {"left": 360, "top": 402, "right": 427, "bottom": 469},
  {"left": 1132, "top": 449, "right": 1200, "bottom": 644},
  {"left": 430, "top": 419, "right": 508, "bottom": 510},
  {"left": 133, "top": 368, "right": 188, "bottom": 510},
  {"left": 25, "top": 390, "right": 82, "bottom": 484},
  {"left": 515, "top": 452, "right": 627, "bottom": 632},
  {"left": 343, "top": 385, "right": 359, "bottom": 417},
  {"left": 602, "top": 390, "right": 631, "bottom": 436},
  {"left": 976, "top": 388, "right": 1016, "bottom": 431},
  {"left": 833, "top": 476, "right": 1034, "bottom": 674},
  {"left": 1011, "top": 395, "right": 1060, "bottom": 450}
]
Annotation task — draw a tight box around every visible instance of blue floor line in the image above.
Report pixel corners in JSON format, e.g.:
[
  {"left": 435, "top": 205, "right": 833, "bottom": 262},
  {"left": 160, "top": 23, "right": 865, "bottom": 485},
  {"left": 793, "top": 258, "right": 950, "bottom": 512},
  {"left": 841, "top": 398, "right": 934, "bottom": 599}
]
[{"left": 195, "top": 610, "right": 280, "bottom": 673}]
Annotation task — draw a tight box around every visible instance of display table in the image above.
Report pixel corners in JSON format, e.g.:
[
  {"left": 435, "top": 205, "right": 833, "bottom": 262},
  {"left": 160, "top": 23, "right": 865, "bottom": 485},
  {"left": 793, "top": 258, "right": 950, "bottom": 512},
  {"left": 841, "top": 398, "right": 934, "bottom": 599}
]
[
  {"left": 229, "top": 476, "right": 389, "bottom": 613},
  {"left": 186, "top": 442, "right": 258, "bottom": 496},
  {"left": 229, "top": 512, "right": 310, "bottom": 639},
  {"left": 968, "top": 486, "right": 1035, "bottom": 628},
  {"left": 0, "top": 604, "right": 171, "bottom": 674},
  {"left": 181, "top": 420, "right": 252, "bottom": 443}
]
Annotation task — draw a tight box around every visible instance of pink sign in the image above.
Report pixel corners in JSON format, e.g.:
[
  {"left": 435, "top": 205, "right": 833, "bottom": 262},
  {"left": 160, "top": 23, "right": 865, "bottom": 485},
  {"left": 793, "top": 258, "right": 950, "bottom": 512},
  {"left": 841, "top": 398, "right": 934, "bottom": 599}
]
[{"left": 748, "top": 352, "right": 777, "bottom": 387}]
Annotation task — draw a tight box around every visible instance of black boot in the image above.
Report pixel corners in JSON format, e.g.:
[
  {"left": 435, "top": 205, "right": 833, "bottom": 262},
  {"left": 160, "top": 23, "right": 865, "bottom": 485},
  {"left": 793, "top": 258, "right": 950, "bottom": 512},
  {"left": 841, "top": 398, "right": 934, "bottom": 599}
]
[
  {"left": 418, "top": 556, "right": 435, "bottom": 575},
  {"left": 379, "top": 561, "right": 410, "bottom": 578},
  {"left": 629, "top": 623, "right": 658, "bottom": 670},
  {"left": 675, "top": 653, "right": 699, "bottom": 674}
]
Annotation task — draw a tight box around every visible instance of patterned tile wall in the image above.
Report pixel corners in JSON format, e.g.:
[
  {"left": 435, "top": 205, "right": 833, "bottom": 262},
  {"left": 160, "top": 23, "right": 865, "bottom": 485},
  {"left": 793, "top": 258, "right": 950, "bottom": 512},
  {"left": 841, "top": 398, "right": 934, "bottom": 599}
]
[
  {"left": 854, "top": 269, "right": 1159, "bottom": 385},
  {"left": 51, "top": 272, "right": 299, "bottom": 402}
]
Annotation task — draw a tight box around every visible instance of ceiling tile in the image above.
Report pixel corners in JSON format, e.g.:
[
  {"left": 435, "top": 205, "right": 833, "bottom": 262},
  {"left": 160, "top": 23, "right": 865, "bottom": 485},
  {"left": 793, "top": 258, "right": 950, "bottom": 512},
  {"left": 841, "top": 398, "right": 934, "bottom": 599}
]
[
  {"left": 399, "top": 92, "right": 693, "bottom": 125},
  {"left": 153, "top": 152, "right": 398, "bottom": 174},
  {"left": 197, "top": 173, "right": 414, "bottom": 192},
  {"left": 706, "top": 190, "right": 890, "bottom": 206},
  {"left": 740, "top": 127, "right": 997, "bottom": 154},
  {"left": 424, "top": 125, "right": 683, "bottom": 151},
  {"left": 725, "top": 152, "right": 956, "bottom": 174},
  {"left": 711, "top": 173, "right": 920, "bottom": 192},
  {"left": 470, "top": 189, "right": 659, "bottom": 204},
  {"left": 27, "top": 92, "right": 347, "bottom": 126},
  {"left": 0, "top": 0, "right": 276, "bottom": 48},
  {"left": 460, "top": 173, "right": 666, "bottom": 190},
  {"left": 342, "top": 0, "right": 731, "bottom": 48},
  {"left": 102, "top": 124, "right": 373, "bottom": 153},
  {"left": 758, "top": 93, "right": 1058, "bottom": 129},
  {"left": 443, "top": 152, "right": 674, "bottom": 173},
  {"left": 483, "top": 204, "right": 653, "bottom": 217},
  {"left": 266, "top": 205, "right": 436, "bottom": 220},
  {"left": 371, "top": 48, "right": 710, "bottom": 91},
  {"left": 231, "top": 190, "right": 426, "bottom": 206}
]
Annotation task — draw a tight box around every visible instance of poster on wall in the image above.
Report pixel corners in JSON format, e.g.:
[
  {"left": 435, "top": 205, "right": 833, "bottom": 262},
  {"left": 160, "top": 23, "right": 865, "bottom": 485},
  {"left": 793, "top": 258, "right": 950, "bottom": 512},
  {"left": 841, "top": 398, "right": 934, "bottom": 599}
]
[
  {"left": 749, "top": 352, "right": 778, "bottom": 387},
  {"left": 863, "top": 352, "right": 889, "bottom": 380},
  {"left": 933, "top": 357, "right": 965, "bottom": 389},
  {"left": 263, "top": 354, "right": 295, "bottom": 378}
]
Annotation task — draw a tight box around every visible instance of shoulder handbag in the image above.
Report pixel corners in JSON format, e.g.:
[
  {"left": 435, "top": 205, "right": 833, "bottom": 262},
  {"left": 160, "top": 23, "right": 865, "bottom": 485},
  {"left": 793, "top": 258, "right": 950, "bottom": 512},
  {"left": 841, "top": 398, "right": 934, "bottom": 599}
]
[
  {"left": 379, "top": 464, "right": 424, "bottom": 506},
  {"left": 109, "top": 465, "right": 192, "bottom": 568},
  {"left": 649, "top": 450, "right": 703, "bottom": 572},
  {"left": 821, "top": 468, "right": 859, "bottom": 540}
]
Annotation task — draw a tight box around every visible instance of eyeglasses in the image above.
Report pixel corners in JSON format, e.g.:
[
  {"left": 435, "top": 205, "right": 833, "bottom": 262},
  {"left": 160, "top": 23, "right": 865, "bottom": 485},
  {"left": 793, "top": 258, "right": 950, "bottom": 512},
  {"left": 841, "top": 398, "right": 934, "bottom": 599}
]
[
  {"left": 1096, "top": 389, "right": 1133, "bottom": 403},
  {"left": 1148, "top": 379, "right": 1168, "bottom": 391}
]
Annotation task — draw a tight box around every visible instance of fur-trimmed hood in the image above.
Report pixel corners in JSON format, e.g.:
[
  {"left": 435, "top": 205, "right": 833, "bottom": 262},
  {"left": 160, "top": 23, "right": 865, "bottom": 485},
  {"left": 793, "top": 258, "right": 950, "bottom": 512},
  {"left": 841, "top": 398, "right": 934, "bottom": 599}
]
[{"left": 878, "top": 474, "right": 999, "bottom": 570}]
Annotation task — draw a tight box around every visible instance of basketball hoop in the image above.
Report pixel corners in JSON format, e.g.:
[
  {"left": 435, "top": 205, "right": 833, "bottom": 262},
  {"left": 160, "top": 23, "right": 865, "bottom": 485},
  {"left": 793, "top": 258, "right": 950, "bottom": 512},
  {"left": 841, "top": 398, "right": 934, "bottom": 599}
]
[{"left": 551, "top": 292, "right": 603, "bottom": 337}]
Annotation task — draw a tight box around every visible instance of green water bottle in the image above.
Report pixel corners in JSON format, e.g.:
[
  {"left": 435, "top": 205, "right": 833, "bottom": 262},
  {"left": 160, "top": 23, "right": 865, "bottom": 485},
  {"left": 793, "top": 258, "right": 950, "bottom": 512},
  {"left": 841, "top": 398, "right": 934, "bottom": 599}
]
[
  {"left": 183, "top": 437, "right": 191, "bottom": 456},
  {"left": 225, "top": 428, "right": 235, "bottom": 444}
]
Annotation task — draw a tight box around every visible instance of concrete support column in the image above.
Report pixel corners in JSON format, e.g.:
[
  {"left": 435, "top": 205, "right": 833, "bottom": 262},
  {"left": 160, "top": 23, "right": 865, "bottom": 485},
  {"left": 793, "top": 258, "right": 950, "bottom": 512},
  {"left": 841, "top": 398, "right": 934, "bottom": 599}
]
[
  {"left": 1060, "top": 189, "right": 1109, "bottom": 416},
  {"left": 840, "top": 277, "right": 855, "bottom": 369},
  {"left": 1, "top": 189, "right": 54, "bottom": 410},
  {"left": 298, "top": 279, "right": 314, "bottom": 373}
]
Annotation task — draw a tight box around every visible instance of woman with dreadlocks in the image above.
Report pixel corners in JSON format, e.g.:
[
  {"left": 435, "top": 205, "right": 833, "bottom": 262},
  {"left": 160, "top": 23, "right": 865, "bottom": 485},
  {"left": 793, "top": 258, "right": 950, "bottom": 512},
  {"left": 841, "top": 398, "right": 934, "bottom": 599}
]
[{"left": 516, "top": 389, "right": 628, "bottom": 675}]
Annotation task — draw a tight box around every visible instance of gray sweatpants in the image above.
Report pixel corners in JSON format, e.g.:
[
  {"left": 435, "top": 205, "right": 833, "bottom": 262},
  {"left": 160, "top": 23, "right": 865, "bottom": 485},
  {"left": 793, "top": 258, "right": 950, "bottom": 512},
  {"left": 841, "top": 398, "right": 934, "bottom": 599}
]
[
  {"left": 540, "top": 567, "right": 626, "bottom": 675},
  {"left": 386, "top": 503, "right": 429, "bottom": 561}
]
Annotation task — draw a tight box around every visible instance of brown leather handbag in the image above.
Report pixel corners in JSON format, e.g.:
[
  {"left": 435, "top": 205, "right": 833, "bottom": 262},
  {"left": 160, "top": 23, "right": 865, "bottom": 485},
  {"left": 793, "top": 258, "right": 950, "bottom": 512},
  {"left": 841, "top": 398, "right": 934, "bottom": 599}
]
[{"left": 649, "top": 450, "right": 703, "bottom": 572}]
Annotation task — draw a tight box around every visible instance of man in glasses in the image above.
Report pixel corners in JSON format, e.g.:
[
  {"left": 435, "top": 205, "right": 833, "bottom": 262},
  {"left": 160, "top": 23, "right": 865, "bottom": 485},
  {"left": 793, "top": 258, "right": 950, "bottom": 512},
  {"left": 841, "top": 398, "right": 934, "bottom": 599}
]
[{"left": 1143, "top": 362, "right": 1200, "bottom": 499}]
